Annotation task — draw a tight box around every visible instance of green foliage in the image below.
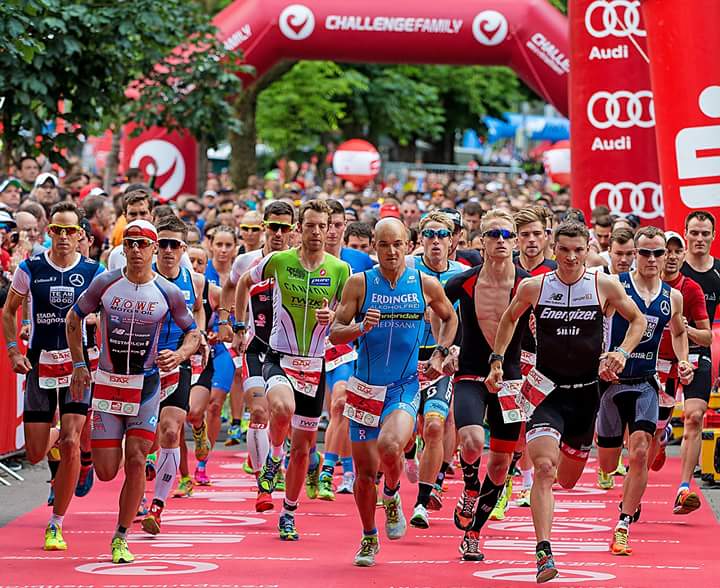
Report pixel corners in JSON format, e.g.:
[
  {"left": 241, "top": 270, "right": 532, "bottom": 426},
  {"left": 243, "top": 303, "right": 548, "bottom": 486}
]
[{"left": 547, "top": 0, "right": 568, "bottom": 14}]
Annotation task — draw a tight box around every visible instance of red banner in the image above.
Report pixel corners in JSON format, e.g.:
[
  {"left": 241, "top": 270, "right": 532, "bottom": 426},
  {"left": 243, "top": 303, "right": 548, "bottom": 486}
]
[
  {"left": 0, "top": 311, "right": 24, "bottom": 456},
  {"left": 569, "top": 0, "right": 662, "bottom": 224},
  {"left": 642, "top": 0, "right": 720, "bottom": 253}
]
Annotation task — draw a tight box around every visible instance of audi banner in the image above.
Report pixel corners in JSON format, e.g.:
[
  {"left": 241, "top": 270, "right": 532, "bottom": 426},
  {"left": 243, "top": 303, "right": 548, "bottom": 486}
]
[
  {"left": 642, "top": 0, "right": 720, "bottom": 253},
  {"left": 569, "top": 0, "right": 662, "bottom": 225}
]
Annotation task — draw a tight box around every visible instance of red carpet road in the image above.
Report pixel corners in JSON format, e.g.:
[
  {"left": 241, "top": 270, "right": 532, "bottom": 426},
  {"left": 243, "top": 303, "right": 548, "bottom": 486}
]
[{"left": 1, "top": 453, "right": 718, "bottom": 587}]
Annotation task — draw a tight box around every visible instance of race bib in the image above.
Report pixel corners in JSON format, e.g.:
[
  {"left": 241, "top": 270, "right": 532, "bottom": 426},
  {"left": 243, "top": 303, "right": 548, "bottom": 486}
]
[
  {"left": 418, "top": 361, "right": 442, "bottom": 391},
  {"left": 280, "top": 355, "right": 323, "bottom": 398},
  {"left": 325, "top": 343, "right": 358, "bottom": 372},
  {"left": 657, "top": 358, "right": 672, "bottom": 375},
  {"left": 343, "top": 376, "right": 387, "bottom": 428},
  {"left": 520, "top": 350, "right": 536, "bottom": 377},
  {"left": 88, "top": 346, "right": 100, "bottom": 374},
  {"left": 38, "top": 349, "right": 73, "bottom": 389},
  {"left": 497, "top": 380, "right": 525, "bottom": 424},
  {"left": 159, "top": 366, "right": 180, "bottom": 401},
  {"left": 518, "top": 367, "right": 556, "bottom": 419},
  {"left": 689, "top": 354, "right": 700, "bottom": 368},
  {"left": 92, "top": 369, "right": 143, "bottom": 416},
  {"left": 190, "top": 354, "right": 203, "bottom": 385}
]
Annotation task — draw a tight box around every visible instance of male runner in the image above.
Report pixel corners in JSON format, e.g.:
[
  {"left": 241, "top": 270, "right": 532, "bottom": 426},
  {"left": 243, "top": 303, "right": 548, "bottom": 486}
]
[
  {"left": 440, "top": 207, "right": 483, "bottom": 267},
  {"left": 606, "top": 229, "right": 636, "bottom": 275},
  {"left": 233, "top": 200, "right": 350, "bottom": 540},
  {"left": 674, "top": 210, "right": 720, "bottom": 513},
  {"left": 141, "top": 215, "right": 205, "bottom": 534},
  {"left": 597, "top": 227, "right": 692, "bottom": 555},
  {"left": 330, "top": 217, "right": 457, "bottom": 566},
  {"left": 405, "top": 211, "right": 465, "bottom": 527},
  {"left": 445, "top": 209, "right": 530, "bottom": 560},
  {"left": 67, "top": 220, "right": 200, "bottom": 564},
  {"left": 3, "top": 202, "right": 103, "bottom": 551},
  {"left": 487, "top": 221, "right": 646, "bottom": 582}
]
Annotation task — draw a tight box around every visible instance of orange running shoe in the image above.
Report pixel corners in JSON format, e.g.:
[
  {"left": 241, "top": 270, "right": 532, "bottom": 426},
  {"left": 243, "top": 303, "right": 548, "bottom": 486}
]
[{"left": 673, "top": 488, "right": 700, "bottom": 514}]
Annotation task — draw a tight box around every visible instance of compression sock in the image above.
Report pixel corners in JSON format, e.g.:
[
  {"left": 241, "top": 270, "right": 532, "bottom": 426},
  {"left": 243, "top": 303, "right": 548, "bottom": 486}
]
[
  {"left": 341, "top": 456, "right": 354, "bottom": 475},
  {"left": 460, "top": 455, "right": 481, "bottom": 492},
  {"left": 322, "top": 452, "right": 339, "bottom": 479},
  {"left": 247, "top": 423, "right": 270, "bottom": 473},
  {"left": 416, "top": 482, "right": 433, "bottom": 508},
  {"left": 471, "top": 475, "right": 505, "bottom": 531},
  {"left": 154, "top": 447, "right": 180, "bottom": 503}
]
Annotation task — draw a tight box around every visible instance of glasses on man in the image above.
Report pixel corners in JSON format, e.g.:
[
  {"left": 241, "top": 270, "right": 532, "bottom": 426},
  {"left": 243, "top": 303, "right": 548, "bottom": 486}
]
[
  {"left": 48, "top": 224, "right": 82, "bottom": 236},
  {"left": 158, "top": 238, "right": 185, "bottom": 250},
  {"left": 637, "top": 248, "right": 666, "bottom": 258},
  {"left": 263, "top": 221, "right": 295, "bottom": 234},
  {"left": 239, "top": 224, "right": 262, "bottom": 233},
  {"left": 123, "top": 237, "right": 155, "bottom": 249},
  {"left": 421, "top": 228, "right": 452, "bottom": 240},
  {"left": 482, "top": 228, "right": 517, "bottom": 240}
]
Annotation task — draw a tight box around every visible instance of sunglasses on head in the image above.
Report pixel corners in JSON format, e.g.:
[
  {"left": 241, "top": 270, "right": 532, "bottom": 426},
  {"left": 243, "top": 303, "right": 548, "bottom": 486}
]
[
  {"left": 123, "top": 237, "right": 155, "bottom": 249},
  {"left": 158, "top": 238, "right": 185, "bottom": 250},
  {"left": 422, "top": 228, "right": 452, "bottom": 240},
  {"left": 637, "top": 247, "right": 666, "bottom": 258},
  {"left": 48, "top": 223, "right": 82, "bottom": 236},
  {"left": 239, "top": 224, "right": 262, "bottom": 232},
  {"left": 264, "top": 221, "right": 295, "bottom": 233},
  {"left": 483, "top": 228, "right": 517, "bottom": 240}
]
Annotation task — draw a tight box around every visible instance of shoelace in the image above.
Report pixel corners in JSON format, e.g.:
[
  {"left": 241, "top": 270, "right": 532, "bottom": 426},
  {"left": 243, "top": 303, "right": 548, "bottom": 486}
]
[
  {"left": 385, "top": 498, "right": 399, "bottom": 522},
  {"left": 280, "top": 515, "right": 295, "bottom": 533},
  {"left": 359, "top": 537, "right": 377, "bottom": 555},
  {"left": 263, "top": 458, "right": 280, "bottom": 481},
  {"left": 463, "top": 533, "right": 480, "bottom": 553},
  {"left": 614, "top": 528, "right": 629, "bottom": 547},
  {"left": 460, "top": 492, "right": 477, "bottom": 518},
  {"left": 537, "top": 552, "right": 554, "bottom": 569}
]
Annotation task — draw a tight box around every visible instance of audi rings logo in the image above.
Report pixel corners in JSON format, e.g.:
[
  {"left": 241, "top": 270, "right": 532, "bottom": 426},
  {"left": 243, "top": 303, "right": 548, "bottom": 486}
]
[
  {"left": 587, "top": 90, "right": 655, "bottom": 129},
  {"left": 130, "top": 139, "right": 186, "bottom": 201},
  {"left": 585, "top": 0, "right": 646, "bottom": 38},
  {"left": 590, "top": 182, "right": 663, "bottom": 220},
  {"left": 278, "top": 4, "right": 315, "bottom": 40}
]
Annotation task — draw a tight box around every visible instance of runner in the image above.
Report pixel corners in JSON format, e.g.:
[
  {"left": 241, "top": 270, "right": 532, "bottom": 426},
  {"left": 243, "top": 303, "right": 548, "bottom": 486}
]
[
  {"left": 606, "top": 228, "right": 636, "bottom": 275},
  {"left": 141, "top": 215, "right": 205, "bottom": 535},
  {"left": 107, "top": 190, "right": 153, "bottom": 271},
  {"left": 2, "top": 202, "right": 103, "bottom": 551},
  {"left": 329, "top": 217, "right": 458, "bottom": 566},
  {"left": 233, "top": 199, "right": 350, "bottom": 540},
  {"left": 404, "top": 211, "right": 465, "bottom": 527},
  {"left": 66, "top": 220, "right": 200, "bottom": 564},
  {"left": 439, "top": 208, "right": 483, "bottom": 267},
  {"left": 597, "top": 226, "right": 692, "bottom": 555},
  {"left": 487, "top": 220, "right": 646, "bottom": 582},
  {"left": 674, "top": 210, "right": 720, "bottom": 513},
  {"left": 444, "top": 209, "right": 530, "bottom": 560}
]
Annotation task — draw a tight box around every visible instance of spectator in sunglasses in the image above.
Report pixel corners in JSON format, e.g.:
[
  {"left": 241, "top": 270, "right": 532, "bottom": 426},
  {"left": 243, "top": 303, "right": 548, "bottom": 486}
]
[{"left": 238, "top": 211, "right": 264, "bottom": 254}]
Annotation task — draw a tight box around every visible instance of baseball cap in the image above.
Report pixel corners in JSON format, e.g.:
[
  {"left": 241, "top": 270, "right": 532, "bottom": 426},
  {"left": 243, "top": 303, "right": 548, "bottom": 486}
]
[
  {"left": 665, "top": 231, "right": 685, "bottom": 248},
  {"left": 123, "top": 219, "right": 158, "bottom": 242},
  {"left": 0, "top": 177, "right": 21, "bottom": 193},
  {"left": 439, "top": 207, "right": 463, "bottom": 230},
  {"left": 34, "top": 173, "right": 59, "bottom": 188},
  {"left": 379, "top": 203, "right": 401, "bottom": 219}
]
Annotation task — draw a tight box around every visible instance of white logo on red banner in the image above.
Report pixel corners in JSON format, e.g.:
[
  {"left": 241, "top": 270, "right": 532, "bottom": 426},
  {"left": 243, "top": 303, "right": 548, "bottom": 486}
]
[
  {"left": 473, "top": 568, "right": 615, "bottom": 583},
  {"left": 162, "top": 514, "right": 264, "bottom": 526},
  {"left": 279, "top": 4, "right": 315, "bottom": 40},
  {"left": 585, "top": 0, "right": 646, "bottom": 38},
  {"left": 489, "top": 520, "right": 611, "bottom": 533},
  {"left": 76, "top": 560, "right": 218, "bottom": 575},
  {"left": 130, "top": 139, "right": 186, "bottom": 201},
  {"left": 587, "top": 90, "right": 655, "bottom": 129},
  {"left": 472, "top": 10, "right": 508, "bottom": 46},
  {"left": 590, "top": 181, "right": 663, "bottom": 219}
]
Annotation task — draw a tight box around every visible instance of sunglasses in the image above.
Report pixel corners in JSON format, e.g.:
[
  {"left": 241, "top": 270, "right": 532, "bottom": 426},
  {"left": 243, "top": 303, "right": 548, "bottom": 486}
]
[
  {"left": 483, "top": 229, "right": 517, "bottom": 240},
  {"left": 48, "top": 223, "right": 82, "bottom": 236},
  {"left": 264, "top": 221, "right": 295, "bottom": 234},
  {"left": 219, "top": 206, "right": 234, "bottom": 214},
  {"left": 637, "top": 248, "right": 666, "bottom": 258},
  {"left": 422, "top": 228, "right": 452, "bottom": 240},
  {"left": 123, "top": 237, "right": 155, "bottom": 249},
  {"left": 239, "top": 225, "right": 262, "bottom": 232},
  {"left": 158, "top": 238, "right": 185, "bottom": 250}
]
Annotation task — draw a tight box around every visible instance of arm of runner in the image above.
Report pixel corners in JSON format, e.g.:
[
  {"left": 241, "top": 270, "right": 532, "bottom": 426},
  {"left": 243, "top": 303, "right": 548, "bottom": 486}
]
[
  {"left": 66, "top": 308, "right": 90, "bottom": 401},
  {"left": 669, "top": 289, "right": 693, "bottom": 385},
  {"left": 487, "top": 277, "right": 539, "bottom": 391},
  {"left": 329, "top": 273, "right": 371, "bottom": 345},
  {"left": 685, "top": 280, "right": 712, "bottom": 347},
  {"left": 422, "top": 274, "right": 458, "bottom": 380},
  {"left": 218, "top": 267, "right": 238, "bottom": 343},
  {"left": 192, "top": 272, "right": 206, "bottom": 332},
  {"left": 2, "top": 286, "right": 31, "bottom": 375}
]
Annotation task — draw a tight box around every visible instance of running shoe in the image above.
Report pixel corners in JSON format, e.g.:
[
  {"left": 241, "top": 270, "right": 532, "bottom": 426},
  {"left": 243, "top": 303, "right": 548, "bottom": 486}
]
[
  {"left": 651, "top": 446, "right": 667, "bottom": 472},
  {"left": 318, "top": 473, "right": 335, "bottom": 501},
  {"left": 383, "top": 493, "right": 407, "bottom": 540},
  {"left": 454, "top": 489, "right": 479, "bottom": 531},
  {"left": 490, "top": 478, "right": 511, "bottom": 521},
  {"left": 613, "top": 458, "right": 628, "bottom": 476},
  {"left": 275, "top": 467, "right": 286, "bottom": 492},
  {"left": 673, "top": 488, "right": 701, "bottom": 514},
  {"left": 459, "top": 530, "right": 484, "bottom": 561},
  {"left": 427, "top": 484, "right": 443, "bottom": 511},
  {"left": 318, "top": 413, "right": 330, "bottom": 432},
  {"left": 256, "top": 490, "right": 274, "bottom": 512},
  {"left": 194, "top": 465, "right": 211, "bottom": 486},
  {"left": 353, "top": 534, "right": 380, "bottom": 567},
  {"left": 536, "top": 549, "right": 558, "bottom": 583},
  {"left": 610, "top": 526, "right": 632, "bottom": 555},
  {"left": 173, "top": 476, "right": 194, "bottom": 497},
  {"left": 47, "top": 484, "right": 55, "bottom": 507},
  {"left": 516, "top": 488, "right": 531, "bottom": 507},
  {"left": 597, "top": 469, "right": 614, "bottom": 490},
  {"left": 243, "top": 457, "right": 254, "bottom": 475},
  {"left": 136, "top": 496, "right": 149, "bottom": 517},
  {"left": 224, "top": 424, "right": 242, "bottom": 446},
  {"left": 305, "top": 454, "right": 321, "bottom": 499},
  {"left": 337, "top": 471, "right": 355, "bottom": 494},
  {"left": 145, "top": 454, "right": 156, "bottom": 482},
  {"left": 278, "top": 513, "right": 299, "bottom": 541},
  {"left": 111, "top": 537, "right": 134, "bottom": 564},
  {"left": 404, "top": 456, "right": 419, "bottom": 484},
  {"left": 410, "top": 504, "right": 429, "bottom": 529},
  {"left": 192, "top": 421, "right": 211, "bottom": 462},
  {"left": 44, "top": 523, "right": 67, "bottom": 551},
  {"left": 141, "top": 501, "right": 163, "bottom": 535},
  {"left": 75, "top": 464, "right": 94, "bottom": 497},
  {"left": 258, "top": 455, "right": 282, "bottom": 494}
]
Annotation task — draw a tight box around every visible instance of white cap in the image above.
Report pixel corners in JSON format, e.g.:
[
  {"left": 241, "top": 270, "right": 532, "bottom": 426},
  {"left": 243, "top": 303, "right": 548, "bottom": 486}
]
[
  {"left": 89, "top": 187, "right": 108, "bottom": 197},
  {"left": 34, "top": 172, "right": 59, "bottom": 188},
  {"left": 665, "top": 230, "right": 685, "bottom": 248}
]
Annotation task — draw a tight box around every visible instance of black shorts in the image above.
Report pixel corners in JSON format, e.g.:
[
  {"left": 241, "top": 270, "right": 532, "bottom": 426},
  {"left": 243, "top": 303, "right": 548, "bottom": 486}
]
[
  {"left": 527, "top": 382, "right": 600, "bottom": 461},
  {"left": 24, "top": 365, "right": 90, "bottom": 423},
  {"left": 193, "top": 353, "right": 214, "bottom": 391},
  {"left": 263, "top": 350, "right": 326, "bottom": 431},
  {"left": 243, "top": 351, "right": 266, "bottom": 393},
  {"left": 597, "top": 381, "right": 658, "bottom": 447},
  {"left": 666, "top": 355, "right": 712, "bottom": 403},
  {"left": 453, "top": 377, "right": 521, "bottom": 453},
  {"left": 160, "top": 364, "right": 192, "bottom": 412}
]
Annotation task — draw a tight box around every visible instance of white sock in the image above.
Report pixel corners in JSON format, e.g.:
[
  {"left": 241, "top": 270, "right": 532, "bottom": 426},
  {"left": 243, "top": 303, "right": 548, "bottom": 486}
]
[
  {"left": 154, "top": 447, "right": 180, "bottom": 503},
  {"left": 521, "top": 468, "right": 533, "bottom": 489},
  {"left": 271, "top": 444, "right": 284, "bottom": 460},
  {"left": 248, "top": 424, "right": 270, "bottom": 473},
  {"left": 49, "top": 513, "right": 64, "bottom": 527}
]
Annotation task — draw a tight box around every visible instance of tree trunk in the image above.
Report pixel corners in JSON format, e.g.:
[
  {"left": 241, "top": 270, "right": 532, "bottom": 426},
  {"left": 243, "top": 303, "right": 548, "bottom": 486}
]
[
  {"left": 229, "top": 60, "right": 297, "bottom": 189},
  {"left": 103, "top": 126, "right": 122, "bottom": 193},
  {"left": 196, "top": 135, "right": 209, "bottom": 196}
]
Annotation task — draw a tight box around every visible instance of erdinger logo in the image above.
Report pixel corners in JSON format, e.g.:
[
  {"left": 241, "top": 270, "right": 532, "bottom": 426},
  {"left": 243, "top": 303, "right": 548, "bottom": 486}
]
[
  {"left": 676, "top": 86, "right": 720, "bottom": 208},
  {"left": 472, "top": 10, "right": 508, "bottom": 46},
  {"left": 587, "top": 90, "right": 655, "bottom": 130},
  {"left": 130, "top": 139, "right": 185, "bottom": 201},
  {"left": 585, "top": 0, "right": 645, "bottom": 38},
  {"left": 279, "top": 4, "right": 315, "bottom": 40},
  {"left": 590, "top": 181, "right": 663, "bottom": 219}
]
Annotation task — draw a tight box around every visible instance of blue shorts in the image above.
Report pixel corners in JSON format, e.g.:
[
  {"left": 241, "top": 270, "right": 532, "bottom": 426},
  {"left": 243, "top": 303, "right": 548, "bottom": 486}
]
[
  {"left": 212, "top": 345, "right": 236, "bottom": 393},
  {"left": 350, "top": 378, "right": 420, "bottom": 443},
  {"left": 326, "top": 361, "right": 354, "bottom": 393}
]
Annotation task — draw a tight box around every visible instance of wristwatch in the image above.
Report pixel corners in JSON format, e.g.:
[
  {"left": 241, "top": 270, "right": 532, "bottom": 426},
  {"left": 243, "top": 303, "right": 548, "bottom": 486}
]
[
  {"left": 232, "top": 321, "right": 246, "bottom": 333},
  {"left": 489, "top": 353, "right": 504, "bottom": 365},
  {"left": 434, "top": 345, "right": 450, "bottom": 357}
]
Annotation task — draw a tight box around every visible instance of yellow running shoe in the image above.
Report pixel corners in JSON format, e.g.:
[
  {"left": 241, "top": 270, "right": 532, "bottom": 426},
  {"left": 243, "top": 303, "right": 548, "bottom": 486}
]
[
  {"left": 111, "top": 537, "right": 135, "bottom": 564},
  {"left": 44, "top": 523, "right": 67, "bottom": 551},
  {"left": 610, "top": 527, "right": 632, "bottom": 555},
  {"left": 173, "top": 475, "right": 194, "bottom": 497},
  {"left": 192, "top": 421, "right": 211, "bottom": 462},
  {"left": 490, "top": 478, "right": 512, "bottom": 521},
  {"left": 597, "top": 469, "right": 614, "bottom": 490},
  {"left": 612, "top": 456, "right": 628, "bottom": 477},
  {"left": 516, "top": 488, "right": 531, "bottom": 507}
]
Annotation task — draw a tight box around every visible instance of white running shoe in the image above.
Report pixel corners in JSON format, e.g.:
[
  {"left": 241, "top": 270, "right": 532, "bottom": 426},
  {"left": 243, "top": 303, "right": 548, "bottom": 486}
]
[{"left": 338, "top": 471, "right": 355, "bottom": 494}]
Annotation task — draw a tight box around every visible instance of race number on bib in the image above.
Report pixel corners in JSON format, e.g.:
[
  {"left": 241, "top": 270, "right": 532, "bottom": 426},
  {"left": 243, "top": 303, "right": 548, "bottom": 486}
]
[
  {"left": 343, "top": 376, "right": 387, "bottom": 428},
  {"left": 190, "top": 354, "right": 203, "bottom": 385},
  {"left": 325, "top": 342, "right": 358, "bottom": 372},
  {"left": 38, "top": 349, "right": 73, "bottom": 389},
  {"left": 280, "top": 355, "right": 323, "bottom": 398},
  {"left": 159, "top": 366, "right": 180, "bottom": 401},
  {"left": 92, "top": 369, "right": 144, "bottom": 416}
]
